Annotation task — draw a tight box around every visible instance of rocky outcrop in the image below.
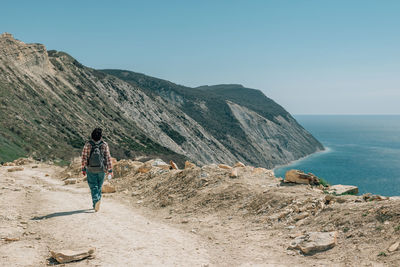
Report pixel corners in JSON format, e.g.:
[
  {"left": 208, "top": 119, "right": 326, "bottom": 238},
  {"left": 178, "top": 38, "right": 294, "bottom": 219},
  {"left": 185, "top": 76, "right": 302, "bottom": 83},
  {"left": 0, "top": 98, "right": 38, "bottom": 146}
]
[{"left": 284, "top": 170, "right": 320, "bottom": 185}]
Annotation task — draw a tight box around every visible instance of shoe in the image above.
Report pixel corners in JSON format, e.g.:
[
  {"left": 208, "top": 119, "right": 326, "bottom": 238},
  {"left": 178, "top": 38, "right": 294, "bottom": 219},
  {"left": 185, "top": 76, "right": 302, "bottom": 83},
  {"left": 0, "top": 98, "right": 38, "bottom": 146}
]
[{"left": 94, "top": 200, "right": 101, "bottom": 212}]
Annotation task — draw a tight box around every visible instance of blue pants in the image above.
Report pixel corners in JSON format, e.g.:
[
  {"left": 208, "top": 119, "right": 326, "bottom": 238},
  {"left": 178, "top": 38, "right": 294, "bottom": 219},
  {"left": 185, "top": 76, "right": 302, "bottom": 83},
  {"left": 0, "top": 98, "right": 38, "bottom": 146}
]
[{"left": 87, "top": 172, "right": 105, "bottom": 208}]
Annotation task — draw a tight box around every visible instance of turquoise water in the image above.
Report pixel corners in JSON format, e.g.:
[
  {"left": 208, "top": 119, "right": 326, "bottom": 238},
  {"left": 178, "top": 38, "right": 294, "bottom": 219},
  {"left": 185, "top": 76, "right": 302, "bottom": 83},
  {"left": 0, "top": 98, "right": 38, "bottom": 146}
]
[{"left": 274, "top": 115, "right": 400, "bottom": 196}]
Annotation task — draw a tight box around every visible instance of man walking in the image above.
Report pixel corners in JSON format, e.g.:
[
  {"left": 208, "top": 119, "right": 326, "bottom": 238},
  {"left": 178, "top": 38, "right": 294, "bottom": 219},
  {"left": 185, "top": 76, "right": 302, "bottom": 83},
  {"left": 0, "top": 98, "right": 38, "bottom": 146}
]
[{"left": 81, "top": 128, "right": 113, "bottom": 212}]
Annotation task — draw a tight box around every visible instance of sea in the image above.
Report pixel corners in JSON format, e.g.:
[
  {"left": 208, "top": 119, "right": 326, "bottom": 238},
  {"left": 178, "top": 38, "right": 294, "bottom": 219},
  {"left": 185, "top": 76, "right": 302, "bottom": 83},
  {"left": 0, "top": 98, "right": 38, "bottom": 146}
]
[{"left": 274, "top": 115, "right": 400, "bottom": 197}]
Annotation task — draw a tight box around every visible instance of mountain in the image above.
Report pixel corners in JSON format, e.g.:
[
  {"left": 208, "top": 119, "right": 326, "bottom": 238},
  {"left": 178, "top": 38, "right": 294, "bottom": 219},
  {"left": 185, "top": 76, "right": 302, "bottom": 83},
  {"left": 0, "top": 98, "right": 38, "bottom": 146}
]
[{"left": 0, "top": 33, "right": 323, "bottom": 168}]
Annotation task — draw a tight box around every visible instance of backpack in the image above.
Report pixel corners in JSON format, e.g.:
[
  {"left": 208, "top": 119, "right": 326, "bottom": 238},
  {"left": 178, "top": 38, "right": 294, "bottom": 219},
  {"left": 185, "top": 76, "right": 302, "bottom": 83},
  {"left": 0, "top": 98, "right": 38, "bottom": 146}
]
[{"left": 87, "top": 140, "right": 105, "bottom": 173}]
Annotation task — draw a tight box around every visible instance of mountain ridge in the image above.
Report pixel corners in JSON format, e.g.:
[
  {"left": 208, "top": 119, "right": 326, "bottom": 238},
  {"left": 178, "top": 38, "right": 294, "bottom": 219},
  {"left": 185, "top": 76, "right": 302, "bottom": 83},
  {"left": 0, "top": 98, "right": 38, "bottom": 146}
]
[{"left": 0, "top": 33, "right": 323, "bottom": 168}]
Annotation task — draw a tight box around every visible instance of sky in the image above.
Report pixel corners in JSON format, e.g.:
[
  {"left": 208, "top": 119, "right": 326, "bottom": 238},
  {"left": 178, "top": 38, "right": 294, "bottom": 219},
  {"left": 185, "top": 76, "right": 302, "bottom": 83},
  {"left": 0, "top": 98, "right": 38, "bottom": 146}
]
[{"left": 1, "top": 0, "right": 399, "bottom": 114}]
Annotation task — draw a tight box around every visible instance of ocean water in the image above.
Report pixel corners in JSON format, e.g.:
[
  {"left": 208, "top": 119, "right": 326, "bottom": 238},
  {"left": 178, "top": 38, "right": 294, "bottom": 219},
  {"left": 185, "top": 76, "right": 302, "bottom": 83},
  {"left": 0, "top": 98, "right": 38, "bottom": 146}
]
[{"left": 274, "top": 115, "right": 400, "bottom": 196}]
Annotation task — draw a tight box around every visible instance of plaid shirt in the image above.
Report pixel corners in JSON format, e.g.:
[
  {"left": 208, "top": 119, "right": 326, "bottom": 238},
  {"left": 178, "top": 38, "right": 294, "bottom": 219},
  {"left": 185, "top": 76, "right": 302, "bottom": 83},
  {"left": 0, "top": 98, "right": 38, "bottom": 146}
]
[{"left": 81, "top": 140, "right": 113, "bottom": 172}]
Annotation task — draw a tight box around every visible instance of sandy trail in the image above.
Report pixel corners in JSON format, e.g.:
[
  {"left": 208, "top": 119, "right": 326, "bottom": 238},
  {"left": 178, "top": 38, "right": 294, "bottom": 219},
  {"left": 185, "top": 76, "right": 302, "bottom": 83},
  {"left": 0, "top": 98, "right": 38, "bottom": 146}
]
[{"left": 0, "top": 164, "right": 214, "bottom": 266}]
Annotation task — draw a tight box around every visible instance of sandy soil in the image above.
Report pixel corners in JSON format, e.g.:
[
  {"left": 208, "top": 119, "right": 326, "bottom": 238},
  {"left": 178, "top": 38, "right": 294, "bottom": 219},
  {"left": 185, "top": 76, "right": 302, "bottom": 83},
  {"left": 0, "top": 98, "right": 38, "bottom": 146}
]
[{"left": 1, "top": 162, "right": 398, "bottom": 266}]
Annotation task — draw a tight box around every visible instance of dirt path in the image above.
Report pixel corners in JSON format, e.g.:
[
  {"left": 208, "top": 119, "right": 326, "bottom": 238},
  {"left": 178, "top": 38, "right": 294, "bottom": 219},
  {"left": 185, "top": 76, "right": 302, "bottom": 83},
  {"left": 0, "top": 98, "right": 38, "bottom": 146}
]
[{"left": 0, "top": 164, "right": 218, "bottom": 266}]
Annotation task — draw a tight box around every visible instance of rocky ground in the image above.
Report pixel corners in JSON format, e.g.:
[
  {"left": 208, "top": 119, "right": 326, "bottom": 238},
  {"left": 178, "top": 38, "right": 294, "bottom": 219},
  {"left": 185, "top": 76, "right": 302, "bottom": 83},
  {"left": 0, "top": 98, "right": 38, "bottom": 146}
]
[{"left": 1, "top": 158, "right": 400, "bottom": 266}]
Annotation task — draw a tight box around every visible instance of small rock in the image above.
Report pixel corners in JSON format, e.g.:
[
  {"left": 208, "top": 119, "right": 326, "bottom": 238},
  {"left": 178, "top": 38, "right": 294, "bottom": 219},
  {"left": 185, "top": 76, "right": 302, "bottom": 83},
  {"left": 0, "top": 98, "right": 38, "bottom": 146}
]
[
  {"left": 170, "top": 160, "right": 178, "bottom": 170},
  {"left": 229, "top": 168, "right": 239, "bottom": 178},
  {"left": 50, "top": 248, "right": 95, "bottom": 264},
  {"left": 64, "top": 178, "right": 77, "bottom": 185},
  {"left": 288, "top": 231, "right": 338, "bottom": 255},
  {"left": 218, "top": 164, "right": 232, "bottom": 170},
  {"left": 252, "top": 167, "right": 268, "bottom": 175},
  {"left": 45, "top": 174, "right": 49, "bottom": 177},
  {"left": 3, "top": 237, "right": 20, "bottom": 242},
  {"left": 138, "top": 166, "right": 151, "bottom": 173},
  {"left": 7, "top": 167, "right": 24, "bottom": 172},
  {"left": 151, "top": 159, "right": 170, "bottom": 170},
  {"left": 234, "top": 162, "right": 245, "bottom": 168},
  {"left": 388, "top": 242, "right": 399, "bottom": 252},
  {"left": 102, "top": 182, "right": 116, "bottom": 193},
  {"left": 294, "top": 212, "right": 309, "bottom": 221},
  {"left": 184, "top": 161, "right": 196, "bottom": 169},
  {"left": 32, "top": 165, "right": 38, "bottom": 169},
  {"left": 181, "top": 220, "right": 189, "bottom": 224}
]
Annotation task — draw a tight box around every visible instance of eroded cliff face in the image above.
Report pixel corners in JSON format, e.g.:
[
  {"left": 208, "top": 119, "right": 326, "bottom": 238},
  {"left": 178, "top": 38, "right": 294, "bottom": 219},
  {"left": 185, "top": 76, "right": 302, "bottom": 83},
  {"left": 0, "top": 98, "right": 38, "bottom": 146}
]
[
  {"left": 227, "top": 101, "right": 323, "bottom": 167},
  {"left": 0, "top": 33, "right": 323, "bottom": 167}
]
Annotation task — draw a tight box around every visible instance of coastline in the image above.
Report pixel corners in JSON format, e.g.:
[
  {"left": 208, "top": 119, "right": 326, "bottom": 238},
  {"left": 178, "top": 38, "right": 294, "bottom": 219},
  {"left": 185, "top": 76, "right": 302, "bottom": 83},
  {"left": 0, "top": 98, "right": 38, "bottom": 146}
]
[{"left": 272, "top": 146, "right": 331, "bottom": 176}]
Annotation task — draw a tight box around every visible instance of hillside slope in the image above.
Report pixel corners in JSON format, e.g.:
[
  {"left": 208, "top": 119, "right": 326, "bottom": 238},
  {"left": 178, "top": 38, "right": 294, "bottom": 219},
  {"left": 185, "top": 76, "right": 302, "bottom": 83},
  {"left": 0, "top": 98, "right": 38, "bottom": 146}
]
[
  {"left": 102, "top": 70, "right": 324, "bottom": 167},
  {"left": 0, "top": 33, "right": 322, "bottom": 168}
]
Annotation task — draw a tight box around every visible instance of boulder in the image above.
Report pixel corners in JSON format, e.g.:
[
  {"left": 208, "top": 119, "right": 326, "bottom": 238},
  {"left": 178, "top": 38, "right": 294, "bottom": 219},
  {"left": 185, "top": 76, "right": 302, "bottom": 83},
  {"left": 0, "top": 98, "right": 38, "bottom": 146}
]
[
  {"left": 102, "top": 181, "right": 116, "bottom": 193},
  {"left": 170, "top": 160, "right": 178, "bottom": 170},
  {"left": 3, "top": 162, "right": 16, "bottom": 166},
  {"left": 388, "top": 242, "right": 399, "bottom": 252},
  {"left": 285, "top": 170, "right": 319, "bottom": 185},
  {"left": 218, "top": 164, "right": 232, "bottom": 170},
  {"left": 64, "top": 178, "right": 77, "bottom": 185},
  {"left": 185, "top": 161, "right": 196, "bottom": 169},
  {"left": 7, "top": 167, "right": 24, "bottom": 172},
  {"left": 327, "top": 185, "right": 358, "bottom": 195},
  {"left": 289, "top": 231, "right": 338, "bottom": 255},
  {"left": 50, "top": 248, "right": 95, "bottom": 264},
  {"left": 234, "top": 162, "right": 245, "bottom": 168}
]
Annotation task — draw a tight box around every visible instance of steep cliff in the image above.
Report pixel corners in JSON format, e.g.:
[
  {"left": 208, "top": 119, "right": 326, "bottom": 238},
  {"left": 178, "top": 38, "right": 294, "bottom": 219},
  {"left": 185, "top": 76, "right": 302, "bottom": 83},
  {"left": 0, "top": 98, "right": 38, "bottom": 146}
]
[
  {"left": 0, "top": 33, "right": 323, "bottom": 167},
  {"left": 102, "top": 70, "right": 324, "bottom": 168}
]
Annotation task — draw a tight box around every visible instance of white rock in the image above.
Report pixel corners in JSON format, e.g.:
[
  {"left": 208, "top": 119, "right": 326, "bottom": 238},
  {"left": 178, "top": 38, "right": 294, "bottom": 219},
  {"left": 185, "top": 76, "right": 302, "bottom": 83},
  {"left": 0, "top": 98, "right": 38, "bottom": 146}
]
[
  {"left": 388, "top": 242, "right": 399, "bottom": 252},
  {"left": 327, "top": 185, "right": 358, "bottom": 195},
  {"left": 50, "top": 248, "right": 95, "bottom": 263},
  {"left": 289, "top": 231, "right": 338, "bottom": 255}
]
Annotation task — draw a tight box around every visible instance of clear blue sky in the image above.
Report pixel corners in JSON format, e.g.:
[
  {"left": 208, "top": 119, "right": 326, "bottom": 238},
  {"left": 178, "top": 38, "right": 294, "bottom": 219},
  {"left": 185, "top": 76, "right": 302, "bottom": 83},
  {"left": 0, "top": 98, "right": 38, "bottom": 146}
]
[{"left": 2, "top": 0, "right": 399, "bottom": 114}]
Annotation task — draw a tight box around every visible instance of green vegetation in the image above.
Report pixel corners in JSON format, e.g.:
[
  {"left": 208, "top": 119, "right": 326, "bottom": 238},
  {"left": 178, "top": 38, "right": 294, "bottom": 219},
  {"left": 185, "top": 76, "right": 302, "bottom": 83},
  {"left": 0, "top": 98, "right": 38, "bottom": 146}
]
[
  {"left": 159, "top": 122, "right": 186, "bottom": 145},
  {"left": 0, "top": 134, "right": 26, "bottom": 163},
  {"left": 378, "top": 252, "right": 387, "bottom": 257},
  {"left": 54, "top": 159, "right": 70, "bottom": 167},
  {"left": 318, "top": 177, "right": 330, "bottom": 187},
  {"left": 394, "top": 225, "right": 400, "bottom": 231}
]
